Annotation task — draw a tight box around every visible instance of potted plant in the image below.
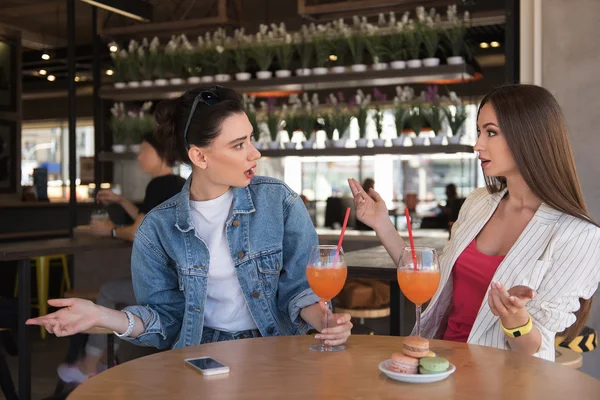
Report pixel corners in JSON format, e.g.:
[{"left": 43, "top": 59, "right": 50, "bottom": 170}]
[
  {"left": 124, "top": 40, "right": 142, "bottom": 87},
  {"left": 294, "top": 28, "right": 313, "bottom": 76},
  {"left": 274, "top": 29, "right": 294, "bottom": 78},
  {"left": 354, "top": 89, "right": 371, "bottom": 147},
  {"left": 261, "top": 98, "right": 281, "bottom": 148},
  {"left": 110, "top": 49, "right": 128, "bottom": 88},
  {"left": 382, "top": 29, "right": 406, "bottom": 70},
  {"left": 312, "top": 24, "right": 331, "bottom": 75},
  {"left": 213, "top": 45, "right": 231, "bottom": 82},
  {"left": 392, "top": 86, "right": 413, "bottom": 146},
  {"left": 196, "top": 35, "right": 215, "bottom": 83},
  {"left": 364, "top": 26, "right": 387, "bottom": 70},
  {"left": 109, "top": 103, "right": 127, "bottom": 152},
  {"left": 243, "top": 94, "right": 262, "bottom": 149},
  {"left": 232, "top": 29, "right": 252, "bottom": 81},
  {"left": 444, "top": 5, "right": 469, "bottom": 65},
  {"left": 166, "top": 36, "right": 188, "bottom": 84},
  {"left": 408, "top": 106, "right": 428, "bottom": 145},
  {"left": 329, "top": 20, "right": 348, "bottom": 73},
  {"left": 129, "top": 102, "right": 154, "bottom": 152},
  {"left": 345, "top": 16, "right": 367, "bottom": 72},
  {"left": 405, "top": 19, "right": 423, "bottom": 68},
  {"left": 331, "top": 111, "right": 353, "bottom": 148},
  {"left": 252, "top": 25, "right": 275, "bottom": 79},
  {"left": 442, "top": 92, "right": 468, "bottom": 144},
  {"left": 422, "top": 8, "right": 442, "bottom": 67}
]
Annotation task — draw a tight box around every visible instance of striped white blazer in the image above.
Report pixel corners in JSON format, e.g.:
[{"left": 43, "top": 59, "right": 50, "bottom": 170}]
[{"left": 417, "top": 187, "right": 600, "bottom": 361}]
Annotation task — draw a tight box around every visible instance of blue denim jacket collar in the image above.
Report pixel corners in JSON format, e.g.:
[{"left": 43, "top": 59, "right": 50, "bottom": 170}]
[{"left": 175, "top": 177, "right": 256, "bottom": 233}]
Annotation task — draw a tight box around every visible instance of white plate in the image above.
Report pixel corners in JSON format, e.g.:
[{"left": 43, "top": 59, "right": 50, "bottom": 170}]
[{"left": 378, "top": 359, "right": 456, "bottom": 384}]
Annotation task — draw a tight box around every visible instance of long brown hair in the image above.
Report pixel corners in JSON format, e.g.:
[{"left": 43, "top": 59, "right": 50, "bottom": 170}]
[{"left": 478, "top": 84, "right": 598, "bottom": 341}]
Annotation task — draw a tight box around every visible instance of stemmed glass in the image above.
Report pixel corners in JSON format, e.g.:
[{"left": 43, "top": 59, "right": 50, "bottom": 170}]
[
  {"left": 397, "top": 247, "right": 440, "bottom": 336},
  {"left": 306, "top": 245, "right": 348, "bottom": 352}
]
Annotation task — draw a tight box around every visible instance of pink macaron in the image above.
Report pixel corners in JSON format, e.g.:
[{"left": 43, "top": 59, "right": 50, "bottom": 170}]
[{"left": 389, "top": 353, "right": 419, "bottom": 374}]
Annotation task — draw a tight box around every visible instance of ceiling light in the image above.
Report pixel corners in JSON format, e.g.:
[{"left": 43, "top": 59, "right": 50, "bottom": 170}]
[
  {"left": 47, "top": 75, "right": 56, "bottom": 82},
  {"left": 41, "top": 52, "right": 50, "bottom": 60},
  {"left": 479, "top": 42, "right": 489, "bottom": 49},
  {"left": 490, "top": 41, "right": 500, "bottom": 48},
  {"left": 329, "top": 54, "right": 338, "bottom": 61},
  {"left": 106, "top": 69, "right": 114, "bottom": 76},
  {"left": 79, "top": 0, "right": 152, "bottom": 22},
  {"left": 75, "top": 76, "right": 81, "bottom": 82},
  {"left": 109, "top": 45, "right": 118, "bottom": 52},
  {"left": 39, "top": 69, "right": 47, "bottom": 76}
]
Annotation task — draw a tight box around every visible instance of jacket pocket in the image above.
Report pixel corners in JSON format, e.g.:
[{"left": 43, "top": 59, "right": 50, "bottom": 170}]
[
  {"left": 176, "top": 264, "right": 208, "bottom": 291},
  {"left": 255, "top": 250, "right": 283, "bottom": 298}
]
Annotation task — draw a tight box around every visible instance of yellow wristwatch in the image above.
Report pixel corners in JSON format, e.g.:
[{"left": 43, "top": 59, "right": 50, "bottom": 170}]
[{"left": 501, "top": 315, "right": 533, "bottom": 338}]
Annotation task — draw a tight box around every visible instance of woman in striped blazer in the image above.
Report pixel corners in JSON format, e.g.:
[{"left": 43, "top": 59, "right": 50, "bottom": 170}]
[{"left": 349, "top": 84, "right": 600, "bottom": 361}]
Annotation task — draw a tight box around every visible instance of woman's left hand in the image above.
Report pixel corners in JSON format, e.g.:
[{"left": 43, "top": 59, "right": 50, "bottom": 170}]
[
  {"left": 488, "top": 282, "right": 535, "bottom": 324},
  {"left": 314, "top": 301, "right": 353, "bottom": 346}
]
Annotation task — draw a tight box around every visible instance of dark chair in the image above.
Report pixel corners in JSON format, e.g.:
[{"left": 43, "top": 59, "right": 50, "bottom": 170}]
[{"left": 0, "top": 297, "right": 18, "bottom": 400}]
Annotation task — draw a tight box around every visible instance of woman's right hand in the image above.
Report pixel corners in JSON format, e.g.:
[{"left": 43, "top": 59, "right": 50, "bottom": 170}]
[
  {"left": 26, "top": 298, "right": 102, "bottom": 337},
  {"left": 347, "top": 178, "right": 390, "bottom": 231},
  {"left": 96, "top": 189, "right": 122, "bottom": 206}
]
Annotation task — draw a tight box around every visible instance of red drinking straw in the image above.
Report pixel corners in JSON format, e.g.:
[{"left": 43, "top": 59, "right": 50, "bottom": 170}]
[
  {"left": 405, "top": 208, "right": 418, "bottom": 271},
  {"left": 333, "top": 207, "right": 351, "bottom": 266}
]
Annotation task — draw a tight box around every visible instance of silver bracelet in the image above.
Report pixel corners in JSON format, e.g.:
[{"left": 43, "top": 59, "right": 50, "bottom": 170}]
[{"left": 114, "top": 310, "right": 135, "bottom": 338}]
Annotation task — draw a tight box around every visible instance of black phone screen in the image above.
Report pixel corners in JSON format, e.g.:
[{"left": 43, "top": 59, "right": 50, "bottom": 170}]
[{"left": 187, "top": 357, "right": 226, "bottom": 370}]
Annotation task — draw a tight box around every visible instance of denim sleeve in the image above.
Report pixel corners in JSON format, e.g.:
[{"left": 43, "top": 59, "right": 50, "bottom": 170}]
[
  {"left": 120, "top": 230, "right": 184, "bottom": 349},
  {"left": 278, "top": 194, "right": 320, "bottom": 334}
]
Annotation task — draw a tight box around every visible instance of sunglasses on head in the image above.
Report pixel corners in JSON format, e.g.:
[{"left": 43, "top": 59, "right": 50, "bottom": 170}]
[{"left": 183, "top": 89, "right": 222, "bottom": 149}]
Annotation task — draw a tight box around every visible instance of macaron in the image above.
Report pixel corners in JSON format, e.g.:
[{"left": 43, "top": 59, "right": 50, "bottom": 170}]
[
  {"left": 402, "top": 336, "right": 430, "bottom": 358},
  {"left": 419, "top": 357, "right": 450, "bottom": 374},
  {"left": 389, "top": 353, "right": 419, "bottom": 374}
]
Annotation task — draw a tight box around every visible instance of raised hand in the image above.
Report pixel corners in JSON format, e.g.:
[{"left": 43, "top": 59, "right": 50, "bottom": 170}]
[
  {"left": 347, "top": 178, "right": 389, "bottom": 231},
  {"left": 488, "top": 282, "right": 536, "bottom": 329},
  {"left": 96, "top": 189, "right": 122, "bottom": 206},
  {"left": 26, "top": 298, "right": 102, "bottom": 337}
]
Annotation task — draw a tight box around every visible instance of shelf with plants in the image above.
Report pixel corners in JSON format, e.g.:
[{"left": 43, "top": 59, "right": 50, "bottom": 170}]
[
  {"left": 99, "top": 144, "right": 474, "bottom": 162},
  {"left": 101, "top": 5, "right": 475, "bottom": 101}
]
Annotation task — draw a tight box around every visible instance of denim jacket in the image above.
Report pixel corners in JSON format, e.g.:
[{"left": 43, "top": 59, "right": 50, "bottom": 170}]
[{"left": 122, "top": 176, "right": 320, "bottom": 349}]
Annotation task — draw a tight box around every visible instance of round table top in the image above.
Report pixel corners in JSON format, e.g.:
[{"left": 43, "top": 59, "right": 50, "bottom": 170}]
[{"left": 70, "top": 335, "right": 600, "bottom": 400}]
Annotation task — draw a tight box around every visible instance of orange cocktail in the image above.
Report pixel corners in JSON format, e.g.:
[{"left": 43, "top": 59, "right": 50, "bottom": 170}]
[
  {"left": 307, "top": 264, "right": 348, "bottom": 301},
  {"left": 397, "top": 269, "right": 440, "bottom": 305}
]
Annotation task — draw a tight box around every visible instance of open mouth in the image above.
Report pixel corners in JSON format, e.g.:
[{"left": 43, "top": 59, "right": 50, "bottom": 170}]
[
  {"left": 244, "top": 165, "right": 256, "bottom": 179},
  {"left": 479, "top": 158, "right": 491, "bottom": 168}
]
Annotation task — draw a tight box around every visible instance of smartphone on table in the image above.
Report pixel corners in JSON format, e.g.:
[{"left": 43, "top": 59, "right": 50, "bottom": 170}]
[{"left": 184, "top": 357, "right": 230, "bottom": 376}]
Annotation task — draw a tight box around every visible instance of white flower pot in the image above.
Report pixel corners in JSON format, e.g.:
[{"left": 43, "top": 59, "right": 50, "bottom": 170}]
[
  {"left": 325, "top": 140, "right": 336, "bottom": 148},
  {"left": 141, "top": 80, "right": 153, "bottom": 87},
  {"left": 253, "top": 141, "right": 263, "bottom": 150},
  {"left": 373, "top": 138, "right": 386, "bottom": 147},
  {"left": 187, "top": 76, "right": 201, "bottom": 84},
  {"left": 448, "top": 134, "right": 463, "bottom": 145},
  {"left": 423, "top": 58, "right": 440, "bottom": 67},
  {"left": 154, "top": 79, "right": 168, "bottom": 86},
  {"left": 350, "top": 64, "right": 367, "bottom": 72},
  {"left": 372, "top": 62, "right": 388, "bottom": 71},
  {"left": 201, "top": 75, "right": 215, "bottom": 83},
  {"left": 235, "top": 72, "right": 252, "bottom": 81},
  {"left": 392, "top": 136, "right": 406, "bottom": 147},
  {"left": 356, "top": 138, "right": 369, "bottom": 148},
  {"left": 284, "top": 142, "right": 296, "bottom": 150},
  {"left": 430, "top": 135, "right": 445, "bottom": 145},
  {"left": 407, "top": 59, "right": 423, "bottom": 68},
  {"left": 331, "top": 66, "right": 346, "bottom": 74},
  {"left": 112, "top": 144, "right": 126, "bottom": 153},
  {"left": 390, "top": 60, "right": 406, "bottom": 70},
  {"left": 296, "top": 68, "right": 312, "bottom": 76},
  {"left": 215, "top": 74, "right": 231, "bottom": 82},
  {"left": 447, "top": 56, "right": 465, "bottom": 65},
  {"left": 268, "top": 141, "right": 280, "bottom": 149},
  {"left": 256, "top": 71, "right": 273, "bottom": 80},
  {"left": 302, "top": 140, "right": 315, "bottom": 149},
  {"left": 127, "top": 81, "right": 140, "bottom": 88},
  {"left": 413, "top": 136, "right": 428, "bottom": 146},
  {"left": 312, "top": 67, "right": 328, "bottom": 75},
  {"left": 114, "top": 82, "right": 126, "bottom": 89},
  {"left": 169, "top": 78, "right": 184, "bottom": 85},
  {"left": 128, "top": 144, "right": 141, "bottom": 153},
  {"left": 334, "top": 139, "right": 347, "bottom": 148},
  {"left": 275, "top": 70, "right": 292, "bottom": 78}
]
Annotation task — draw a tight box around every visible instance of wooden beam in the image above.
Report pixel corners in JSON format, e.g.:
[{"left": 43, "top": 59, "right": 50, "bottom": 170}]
[
  {"left": 0, "top": 22, "right": 66, "bottom": 50},
  {"left": 99, "top": 16, "right": 239, "bottom": 37},
  {"left": 0, "top": 0, "right": 63, "bottom": 17}
]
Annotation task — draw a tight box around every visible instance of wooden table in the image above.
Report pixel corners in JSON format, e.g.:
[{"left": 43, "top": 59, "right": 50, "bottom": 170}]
[
  {"left": 0, "top": 235, "right": 130, "bottom": 400},
  {"left": 69, "top": 335, "right": 600, "bottom": 400},
  {"left": 345, "top": 233, "right": 448, "bottom": 336}
]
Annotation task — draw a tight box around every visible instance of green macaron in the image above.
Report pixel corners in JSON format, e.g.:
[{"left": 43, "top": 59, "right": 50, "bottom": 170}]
[{"left": 419, "top": 357, "right": 450, "bottom": 374}]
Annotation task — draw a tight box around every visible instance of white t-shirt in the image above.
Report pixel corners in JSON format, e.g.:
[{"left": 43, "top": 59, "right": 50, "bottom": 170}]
[{"left": 189, "top": 190, "right": 257, "bottom": 332}]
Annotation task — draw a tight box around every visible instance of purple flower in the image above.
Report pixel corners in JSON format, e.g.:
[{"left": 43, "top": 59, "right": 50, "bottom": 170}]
[
  {"left": 424, "top": 85, "right": 439, "bottom": 104},
  {"left": 267, "top": 97, "right": 277, "bottom": 112},
  {"left": 336, "top": 91, "right": 345, "bottom": 103},
  {"left": 372, "top": 88, "right": 387, "bottom": 102}
]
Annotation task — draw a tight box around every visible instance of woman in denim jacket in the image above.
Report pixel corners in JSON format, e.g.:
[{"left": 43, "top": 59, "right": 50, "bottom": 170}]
[{"left": 28, "top": 86, "right": 353, "bottom": 356}]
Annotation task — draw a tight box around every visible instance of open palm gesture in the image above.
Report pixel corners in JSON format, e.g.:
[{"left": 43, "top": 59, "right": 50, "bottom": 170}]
[{"left": 26, "top": 298, "right": 100, "bottom": 337}]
